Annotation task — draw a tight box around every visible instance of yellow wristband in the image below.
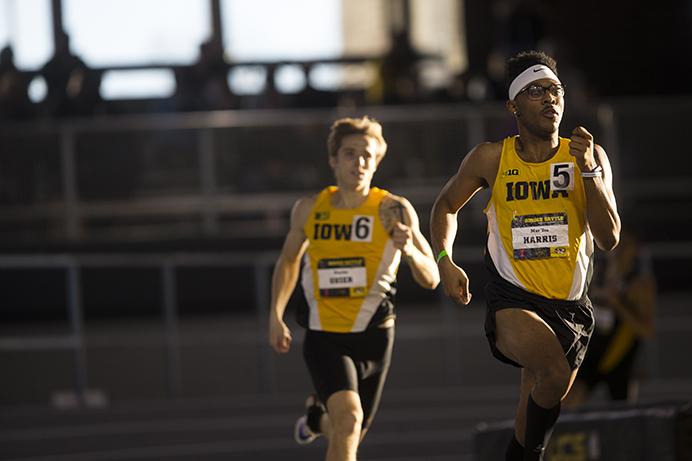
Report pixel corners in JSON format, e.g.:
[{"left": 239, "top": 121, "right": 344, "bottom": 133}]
[{"left": 436, "top": 249, "right": 449, "bottom": 264}]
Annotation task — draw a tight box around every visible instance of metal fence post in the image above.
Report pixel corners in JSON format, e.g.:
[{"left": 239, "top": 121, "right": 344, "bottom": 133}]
[
  {"left": 66, "top": 258, "right": 88, "bottom": 405},
  {"left": 60, "top": 128, "right": 81, "bottom": 240},
  {"left": 199, "top": 128, "right": 219, "bottom": 236},
  {"left": 254, "top": 258, "right": 276, "bottom": 393},
  {"left": 162, "top": 260, "right": 182, "bottom": 398}
]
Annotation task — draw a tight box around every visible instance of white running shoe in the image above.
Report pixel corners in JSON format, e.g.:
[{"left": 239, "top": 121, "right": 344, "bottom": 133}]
[{"left": 294, "top": 415, "right": 320, "bottom": 445}]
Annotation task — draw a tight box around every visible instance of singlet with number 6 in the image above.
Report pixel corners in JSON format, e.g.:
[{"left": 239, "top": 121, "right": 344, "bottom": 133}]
[
  {"left": 484, "top": 136, "right": 594, "bottom": 300},
  {"left": 301, "top": 186, "right": 400, "bottom": 332}
]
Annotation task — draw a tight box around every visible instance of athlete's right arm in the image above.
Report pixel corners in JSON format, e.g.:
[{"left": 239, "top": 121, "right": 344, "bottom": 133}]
[
  {"left": 268, "top": 197, "right": 312, "bottom": 354},
  {"left": 430, "top": 143, "right": 498, "bottom": 305}
]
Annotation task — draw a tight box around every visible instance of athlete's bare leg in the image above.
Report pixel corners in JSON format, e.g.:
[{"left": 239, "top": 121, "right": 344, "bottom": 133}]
[
  {"left": 495, "top": 308, "right": 578, "bottom": 458},
  {"left": 512, "top": 367, "right": 536, "bottom": 445},
  {"left": 325, "top": 390, "right": 363, "bottom": 461},
  {"left": 512, "top": 366, "right": 579, "bottom": 443},
  {"left": 495, "top": 308, "right": 572, "bottom": 408},
  {"left": 319, "top": 412, "right": 331, "bottom": 439},
  {"left": 313, "top": 403, "right": 370, "bottom": 443}
]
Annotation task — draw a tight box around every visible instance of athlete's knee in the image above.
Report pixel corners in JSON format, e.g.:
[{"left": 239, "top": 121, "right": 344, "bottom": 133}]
[
  {"left": 536, "top": 361, "right": 572, "bottom": 396},
  {"left": 330, "top": 406, "right": 363, "bottom": 438}
]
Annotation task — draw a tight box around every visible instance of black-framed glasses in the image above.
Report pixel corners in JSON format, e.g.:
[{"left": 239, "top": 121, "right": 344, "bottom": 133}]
[{"left": 518, "top": 83, "right": 566, "bottom": 100}]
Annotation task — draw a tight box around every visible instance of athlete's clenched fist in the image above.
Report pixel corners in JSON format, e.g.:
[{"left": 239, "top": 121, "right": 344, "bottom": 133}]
[
  {"left": 569, "top": 126, "right": 598, "bottom": 171},
  {"left": 391, "top": 222, "right": 415, "bottom": 256},
  {"left": 438, "top": 258, "right": 472, "bottom": 305}
]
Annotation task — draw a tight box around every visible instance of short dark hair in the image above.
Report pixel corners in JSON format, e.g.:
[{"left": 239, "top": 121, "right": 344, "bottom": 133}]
[
  {"left": 506, "top": 50, "right": 558, "bottom": 90},
  {"left": 327, "top": 116, "right": 388, "bottom": 160}
]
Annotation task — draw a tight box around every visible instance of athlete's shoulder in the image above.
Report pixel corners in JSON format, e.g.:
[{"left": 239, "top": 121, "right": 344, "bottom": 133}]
[
  {"left": 465, "top": 141, "right": 503, "bottom": 165},
  {"left": 462, "top": 141, "right": 503, "bottom": 185},
  {"left": 475, "top": 140, "right": 504, "bottom": 154},
  {"left": 295, "top": 186, "right": 335, "bottom": 211},
  {"left": 381, "top": 191, "right": 407, "bottom": 207},
  {"left": 380, "top": 192, "right": 415, "bottom": 229},
  {"left": 294, "top": 192, "right": 320, "bottom": 210},
  {"left": 291, "top": 193, "right": 320, "bottom": 227}
]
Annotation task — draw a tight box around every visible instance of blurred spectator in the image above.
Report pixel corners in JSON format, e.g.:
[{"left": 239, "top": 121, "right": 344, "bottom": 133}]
[
  {"left": 0, "top": 45, "right": 34, "bottom": 120},
  {"left": 552, "top": 45, "right": 595, "bottom": 121},
  {"left": 369, "top": 30, "right": 422, "bottom": 105},
  {"left": 173, "top": 38, "right": 236, "bottom": 111},
  {"left": 433, "top": 71, "right": 467, "bottom": 103},
  {"left": 259, "top": 63, "right": 282, "bottom": 109},
  {"left": 465, "top": 48, "right": 508, "bottom": 102},
  {"left": 172, "top": 66, "right": 198, "bottom": 112},
  {"left": 436, "top": 48, "right": 507, "bottom": 103},
  {"left": 564, "top": 228, "right": 657, "bottom": 407},
  {"left": 62, "top": 66, "right": 104, "bottom": 117},
  {"left": 40, "top": 33, "right": 87, "bottom": 117},
  {"left": 195, "top": 38, "right": 236, "bottom": 110},
  {"left": 484, "top": 48, "right": 509, "bottom": 99}
]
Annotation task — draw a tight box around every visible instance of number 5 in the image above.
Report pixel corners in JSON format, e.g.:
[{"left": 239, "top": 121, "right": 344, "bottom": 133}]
[{"left": 550, "top": 163, "right": 574, "bottom": 191}]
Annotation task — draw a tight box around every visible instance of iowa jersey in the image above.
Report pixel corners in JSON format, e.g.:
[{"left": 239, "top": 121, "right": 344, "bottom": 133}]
[
  {"left": 484, "top": 136, "right": 594, "bottom": 300},
  {"left": 301, "top": 186, "right": 400, "bottom": 332}
]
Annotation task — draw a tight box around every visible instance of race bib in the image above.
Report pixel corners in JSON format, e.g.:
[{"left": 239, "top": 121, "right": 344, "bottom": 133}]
[
  {"left": 317, "top": 257, "right": 367, "bottom": 297},
  {"left": 511, "top": 212, "right": 570, "bottom": 260},
  {"left": 350, "top": 215, "right": 374, "bottom": 242},
  {"left": 550, "top": 162, "right": 575, "bottom": 191}
]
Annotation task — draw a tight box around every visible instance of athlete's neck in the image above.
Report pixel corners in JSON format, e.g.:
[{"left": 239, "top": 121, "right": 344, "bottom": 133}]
[
  {"left": 332, "top": 185, "right": 370, "bottom": 209},
  {"left": 515, "top": 132, "right": 560, "bottom": 163}
]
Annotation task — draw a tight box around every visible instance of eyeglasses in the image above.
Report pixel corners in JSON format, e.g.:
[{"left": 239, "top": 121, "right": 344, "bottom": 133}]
[{"left": 518, "top": 83, "right": 566, "bottom": 100}]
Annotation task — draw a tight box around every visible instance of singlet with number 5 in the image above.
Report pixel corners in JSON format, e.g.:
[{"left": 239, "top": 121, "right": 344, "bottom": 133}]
[
  {"left": 484, "top": 136, "right": 594, "bottom": 300},
  {"left": 301, "top": 186, "right": 400, "bottom": 332}
]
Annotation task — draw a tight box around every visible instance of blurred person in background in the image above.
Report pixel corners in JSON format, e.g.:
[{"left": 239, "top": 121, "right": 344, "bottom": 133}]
[
  {"left": 368, "top": 30, "right": 422, "bottom": 105},
  {"left": 269, "top": 116, "right": 439, "bottom": 461},
  {"left": 430, "top": 50, "right": 620, "bottom": 460},
  {"left": 61, "top": 65, "right": 104, "bottom": 117},
  {"left": 193, "top": 38, "right": 236, "bottom": 111},
  {"left": 39, "top": 33, "right": 87, "bottom": 117},
  {"left": 172, "top": 38, "right": 235, "bottom": 112},
  {"left": 564, "top": 227, "right": 656, "bottom": 407},
  {"left": 0, "top": 45, "right": 34, "bottom": 120}
]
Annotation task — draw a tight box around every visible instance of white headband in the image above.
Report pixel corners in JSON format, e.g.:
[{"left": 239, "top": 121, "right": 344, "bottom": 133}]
[{"left": 508, "top": 64, "right": 561, "bottom": 100}]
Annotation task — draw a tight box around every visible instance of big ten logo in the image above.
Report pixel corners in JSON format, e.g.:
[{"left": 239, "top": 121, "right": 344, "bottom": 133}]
[
  {"left": 503, "top": 168, "right": 520, "bottom": 177},
  {"left": 545, "top": 431, "right": 592, "bottom": 461}
]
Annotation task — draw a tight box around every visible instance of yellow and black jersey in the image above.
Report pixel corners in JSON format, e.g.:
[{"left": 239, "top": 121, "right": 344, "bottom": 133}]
[
  {"left": 484, "top": 136, "right": 594, "bottom": 300},
  {"left": 301, "top": 186, "right": 400, "bottom": 332}
]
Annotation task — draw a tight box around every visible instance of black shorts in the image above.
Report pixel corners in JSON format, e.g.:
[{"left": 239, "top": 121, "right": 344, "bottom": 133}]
[
  {"left": 302, "top": 326, "right": 394, "bottom": 430},
  {"left": 484, "top": 273, "right": 594, "bottom": 370}
]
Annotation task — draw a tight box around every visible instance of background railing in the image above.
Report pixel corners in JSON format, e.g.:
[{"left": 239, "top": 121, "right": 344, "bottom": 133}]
[
  {"left": 2, "top": 98, "right": 690, "bottom": 247},
  {"left": 0, "top": 102, "right": 593, "bottom": 243}
]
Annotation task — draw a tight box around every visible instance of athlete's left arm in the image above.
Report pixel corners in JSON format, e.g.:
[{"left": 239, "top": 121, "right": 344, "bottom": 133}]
[
  {"left": 386, "top": 196, "right": 440, "bottom": 290},
  {"left": 570, "top": 127, "right": 621, "bottom": 250}
]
